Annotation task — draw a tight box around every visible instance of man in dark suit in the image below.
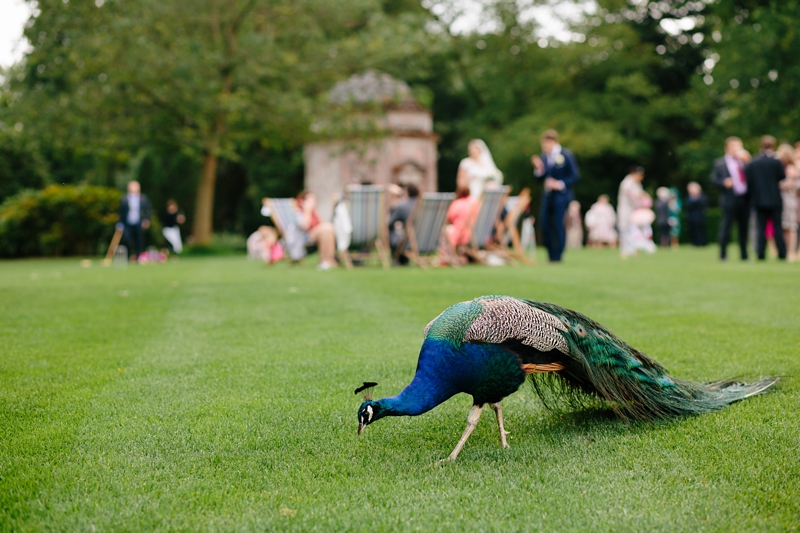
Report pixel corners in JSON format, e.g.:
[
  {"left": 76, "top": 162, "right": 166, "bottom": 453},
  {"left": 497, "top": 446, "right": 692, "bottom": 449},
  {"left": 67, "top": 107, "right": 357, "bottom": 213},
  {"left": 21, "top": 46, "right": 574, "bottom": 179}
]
[
  {"left": 711, "top": 136, "right": 750, "bottom": 260},
  {"left": 531, "top": 129, "right": 579, "bottom": 262},
  {"left": 745, "top": 135, "right": 786, "bottom": 260},
  {"left": 117, "top": 180, "right": 152, "bottom": 261}
]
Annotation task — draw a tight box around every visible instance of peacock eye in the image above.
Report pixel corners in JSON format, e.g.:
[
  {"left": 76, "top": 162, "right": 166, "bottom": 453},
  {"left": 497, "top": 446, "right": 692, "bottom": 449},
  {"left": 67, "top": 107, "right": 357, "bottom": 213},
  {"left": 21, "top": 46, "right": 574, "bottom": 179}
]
[
  {"left": 561, "top": 317, "right": 570, "bottom": 327},
  {"left": 575, "top": 325, "right": 586, "bottom": 337}
]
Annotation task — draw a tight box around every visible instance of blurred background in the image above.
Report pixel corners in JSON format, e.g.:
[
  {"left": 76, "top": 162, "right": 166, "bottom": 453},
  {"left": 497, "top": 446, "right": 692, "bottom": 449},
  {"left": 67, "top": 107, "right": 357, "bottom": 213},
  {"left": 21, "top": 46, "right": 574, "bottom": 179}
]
[{"left": 1, "top": 0, "right": 798, "bottom": 255}]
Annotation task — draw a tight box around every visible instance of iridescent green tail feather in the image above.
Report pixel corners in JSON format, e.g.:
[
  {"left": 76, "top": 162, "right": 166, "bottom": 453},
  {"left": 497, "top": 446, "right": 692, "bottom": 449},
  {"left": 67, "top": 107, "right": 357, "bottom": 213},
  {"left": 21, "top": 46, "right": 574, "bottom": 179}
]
[{"left": 523, "top": 300, "right": 779, "bottom": 421}]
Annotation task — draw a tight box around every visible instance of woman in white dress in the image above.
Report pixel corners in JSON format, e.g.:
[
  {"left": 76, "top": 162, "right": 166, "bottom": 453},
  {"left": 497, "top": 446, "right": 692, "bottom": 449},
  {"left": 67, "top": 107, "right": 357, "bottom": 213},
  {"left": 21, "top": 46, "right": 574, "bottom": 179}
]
[{"left": 456, "top": 139, "right": 503, "bottom": 199}]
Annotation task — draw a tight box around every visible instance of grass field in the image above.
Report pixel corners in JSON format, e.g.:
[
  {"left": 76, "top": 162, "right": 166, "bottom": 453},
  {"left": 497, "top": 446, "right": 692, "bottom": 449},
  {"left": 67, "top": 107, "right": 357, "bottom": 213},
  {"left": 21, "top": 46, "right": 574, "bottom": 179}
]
[{"left": 2, "top": 249, "right": 799, "bottom": 532}]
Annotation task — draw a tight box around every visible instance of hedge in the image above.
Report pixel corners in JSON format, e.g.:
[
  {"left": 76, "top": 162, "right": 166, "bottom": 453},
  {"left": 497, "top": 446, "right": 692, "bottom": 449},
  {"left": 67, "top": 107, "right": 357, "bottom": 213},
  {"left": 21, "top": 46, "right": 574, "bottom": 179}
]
[{"left": 0, "top": 185, "right": 122, "bottom": 257}]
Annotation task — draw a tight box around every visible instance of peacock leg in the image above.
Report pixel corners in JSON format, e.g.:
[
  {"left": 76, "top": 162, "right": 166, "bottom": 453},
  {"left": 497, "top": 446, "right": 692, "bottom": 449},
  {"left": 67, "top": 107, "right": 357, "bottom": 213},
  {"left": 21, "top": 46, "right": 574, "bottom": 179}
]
[
  {"left": 490, "top": 402, "right": 510, "bottom": 448},
  {"left": 447, "top": 404, "right": 484, "bottom": 460}
]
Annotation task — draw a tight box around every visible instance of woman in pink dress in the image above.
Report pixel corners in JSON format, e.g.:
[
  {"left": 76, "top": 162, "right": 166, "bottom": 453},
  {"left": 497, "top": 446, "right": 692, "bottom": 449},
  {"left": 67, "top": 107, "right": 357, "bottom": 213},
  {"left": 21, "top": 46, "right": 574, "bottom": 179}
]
[{"left": 444, "top": 187, "right": 480, "bottom": 264}]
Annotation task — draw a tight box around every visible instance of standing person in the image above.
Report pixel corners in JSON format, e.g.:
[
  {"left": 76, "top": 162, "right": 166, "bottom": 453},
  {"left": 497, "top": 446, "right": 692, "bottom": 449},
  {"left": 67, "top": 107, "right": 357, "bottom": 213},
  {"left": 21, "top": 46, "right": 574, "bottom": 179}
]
[
  {"left": 776, "top": 144, "right": 799, "bottom": 262},
  {"left": 686, "top": 182, "right": 708, "bottom": 246},
  {"left": 457, "top": 139, "right": 503, "bottom": 199},
  {"left": 584, "top": 195, "right": 617, "bottom": 247},
  {"left": 617, "top": 166, "right": 648, "bottom": 259},
  {"left": 565, "top": 200, "right": 583, "bottom": 249},
  {"left": 161, "top": 200, "right": 185, "bottom": 254},
  {"left": 712, "top": 136, "right": 751, "bottom": 260},
  {"left": 531, "top": 129, "right": 579, "bottom": 262},
  {"left": 654, "top": 187, "right": 671, "bottom": 247},
  {"left": 117, "top": 180, "right": 152, "bottom": 262},
  {"left": 745, "top": 135, "right": 787, "bottom": 260}
]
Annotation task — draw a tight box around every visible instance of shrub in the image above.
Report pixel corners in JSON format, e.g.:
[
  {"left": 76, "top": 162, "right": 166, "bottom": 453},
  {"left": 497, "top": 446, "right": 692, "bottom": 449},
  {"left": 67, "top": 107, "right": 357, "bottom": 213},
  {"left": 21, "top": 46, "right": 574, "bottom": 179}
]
[{"left": 0, "top": 185, "right": 121, "bottom": 257}]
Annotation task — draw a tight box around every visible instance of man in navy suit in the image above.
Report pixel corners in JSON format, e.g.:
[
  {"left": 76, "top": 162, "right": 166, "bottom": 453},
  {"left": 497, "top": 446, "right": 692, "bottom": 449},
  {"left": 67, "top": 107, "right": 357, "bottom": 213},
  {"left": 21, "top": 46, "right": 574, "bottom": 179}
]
[{"left": 531, "top": 129, "right": 579, "bottom": 262}]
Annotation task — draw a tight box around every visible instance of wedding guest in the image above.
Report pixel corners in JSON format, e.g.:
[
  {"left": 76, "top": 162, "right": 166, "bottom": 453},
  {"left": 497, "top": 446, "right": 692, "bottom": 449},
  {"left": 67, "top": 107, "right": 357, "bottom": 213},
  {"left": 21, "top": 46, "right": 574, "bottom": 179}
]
[
  {"left": 565, "top": 200, "right": 583, "bottom": 249},
  {"left": 457, "top": 139, "right": 503, "bottom": 199},
  {"left": 584, "top": 195, "right": 617, "bottom": 247},
  {"left": 161, "top": 200, "right": 185, "bottom": 254},
  {"left": 777, "top": 144, "right": 799, "bottom": 262},
  {"left": 686, "top": 182, "right": 708, "bottom": 246},
  {"left": 444, "top": 186, "right": 480, "bottom": 264},
  {"left": 668, "top": 187, "right": 682, "bottom": 247},
  {"left": 117, "top": 180, "right": 152, "bottom": 262},
  {"left": 745, "top": 135, "right": 787, "bottom": 260},
  {"left": 617, "top": 166, "right": 648, "bottom": 258},
  {"left": 296, "top": 191, "right": 337, "bottom": 270},
  {"left": 712, "top": 136, "right": 750, "bottom": 260},
  {"left": 654, "top": 187, "right": 672, "bottom": 247},
  {"left": 388, "top": 184, "right": 419, "bottom": 265},
  {"left": 531, "top": 129, "right": 579, "bottom": 262}
]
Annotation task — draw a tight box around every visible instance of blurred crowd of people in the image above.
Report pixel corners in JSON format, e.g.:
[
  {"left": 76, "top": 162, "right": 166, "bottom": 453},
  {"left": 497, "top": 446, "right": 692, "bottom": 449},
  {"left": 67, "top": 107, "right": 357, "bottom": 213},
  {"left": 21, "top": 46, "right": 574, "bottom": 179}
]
[{"left": 192, "top": 130, "right": 800, "bottom": 269}]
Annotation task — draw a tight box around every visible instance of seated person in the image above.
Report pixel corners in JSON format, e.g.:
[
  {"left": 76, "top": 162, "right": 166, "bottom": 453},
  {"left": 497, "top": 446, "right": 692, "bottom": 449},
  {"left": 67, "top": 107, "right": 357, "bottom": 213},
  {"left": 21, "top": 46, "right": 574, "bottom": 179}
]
[
  {"left": 296, "top": 191, "right": 337, "bottom": 270},
  {"left": 247, "top": 226, "right": 282, "bottom": 263},
  {"left": 388, "top": 184, "right": 419, "bottom": 264},
  {"left": 444, "top": 186, "right": 480, "bottom": 264}
]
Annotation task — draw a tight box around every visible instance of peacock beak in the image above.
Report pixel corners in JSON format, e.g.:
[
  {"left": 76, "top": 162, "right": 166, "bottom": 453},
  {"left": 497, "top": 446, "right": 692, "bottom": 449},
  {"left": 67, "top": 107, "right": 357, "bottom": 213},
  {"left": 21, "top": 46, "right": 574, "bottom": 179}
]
[{"left": 358, "top": 422, "right": 366, "bottom": 436}]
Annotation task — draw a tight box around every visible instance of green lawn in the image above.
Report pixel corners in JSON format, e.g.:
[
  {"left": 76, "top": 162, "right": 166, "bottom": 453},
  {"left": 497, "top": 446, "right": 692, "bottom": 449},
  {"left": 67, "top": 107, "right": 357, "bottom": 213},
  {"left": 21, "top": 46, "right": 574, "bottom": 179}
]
[{"left": 1, "top": 249, "right": 798, "bottom": 532}]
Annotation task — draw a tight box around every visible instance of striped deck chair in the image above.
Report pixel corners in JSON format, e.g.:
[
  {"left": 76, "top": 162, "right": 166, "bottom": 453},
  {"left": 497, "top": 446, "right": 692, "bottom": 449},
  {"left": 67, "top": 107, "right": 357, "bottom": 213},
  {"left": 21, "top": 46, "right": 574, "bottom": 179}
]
[
  {"left": 342, "top": 185, "right": 390, "bottom": 269},
  {"left": 467, "top": 186, "right": 510, "bottom": 262},
  {"left": 500, "top": 188, "right": 535, "bottom": 264},
  {"left": 395, "top": 192, "right": 455, "bottom": 268},
  {"left": 264, "top": 198, "right": 306, "bottom": 262}
]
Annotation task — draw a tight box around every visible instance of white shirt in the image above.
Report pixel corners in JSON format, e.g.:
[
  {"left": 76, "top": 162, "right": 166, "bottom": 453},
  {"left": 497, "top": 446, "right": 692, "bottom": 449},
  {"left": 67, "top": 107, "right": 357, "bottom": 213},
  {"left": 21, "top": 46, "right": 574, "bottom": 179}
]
[
  {"left": 534, "top": 144, "right": 563, "bottom": 177},
  {"left": 724, "top": 154, "right": 747, "bottom": 195},
  {"left": 127, "top": 194, "right": 141, "bottom": 224}
]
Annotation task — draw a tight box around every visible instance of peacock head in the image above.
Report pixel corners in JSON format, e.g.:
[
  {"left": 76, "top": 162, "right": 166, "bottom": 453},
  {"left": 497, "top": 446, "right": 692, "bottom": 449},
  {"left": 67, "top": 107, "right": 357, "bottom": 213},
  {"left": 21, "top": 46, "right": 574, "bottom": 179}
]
[
  {"left": 357, "top": 400, "right": 386, "bottom": 435},
  {"left": 354, "top": 382, "right": 383, "bottom": 436}
]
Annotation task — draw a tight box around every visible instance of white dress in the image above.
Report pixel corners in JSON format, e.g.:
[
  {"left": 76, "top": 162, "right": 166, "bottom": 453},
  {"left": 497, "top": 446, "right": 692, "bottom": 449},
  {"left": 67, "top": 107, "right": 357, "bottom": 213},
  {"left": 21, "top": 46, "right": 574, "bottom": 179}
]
[{"left": 458, "top": 155, "right": 503, "bottom": 198}]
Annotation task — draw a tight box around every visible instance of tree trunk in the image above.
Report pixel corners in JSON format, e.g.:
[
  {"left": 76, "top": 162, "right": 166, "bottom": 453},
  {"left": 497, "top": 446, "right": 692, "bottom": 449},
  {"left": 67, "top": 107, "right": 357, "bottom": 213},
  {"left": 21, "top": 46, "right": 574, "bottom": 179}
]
[{"left": 192, "top": 149, "right": 218, "bottom": 245}]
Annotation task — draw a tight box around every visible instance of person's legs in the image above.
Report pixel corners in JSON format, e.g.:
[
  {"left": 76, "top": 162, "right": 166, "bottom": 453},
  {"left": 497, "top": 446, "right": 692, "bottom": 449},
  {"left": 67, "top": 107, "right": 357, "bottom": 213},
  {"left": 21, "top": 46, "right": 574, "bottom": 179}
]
[
  {"left": 309, "top": 222, "right": 336, "bottom": 266},
  {"left": 550, "top": 199, "right": 569, "bottom": 261},
  {"left": 124, "top": 223, "right": 144, "bottom": 260},
  {"left": 539, "top": 198, "right": 552, "bottom": 257},
  {"left": 718, "top": 206, "right": 734, "bottom": 259},
  {"left": 755, "top": 208, "right": 768, "bottom": 260},
  {"left": 771, "top": 208, "right": 787, "bottom": 259},
  {"left": 734, "top": 201, "right": 749, "bottom": 260}
]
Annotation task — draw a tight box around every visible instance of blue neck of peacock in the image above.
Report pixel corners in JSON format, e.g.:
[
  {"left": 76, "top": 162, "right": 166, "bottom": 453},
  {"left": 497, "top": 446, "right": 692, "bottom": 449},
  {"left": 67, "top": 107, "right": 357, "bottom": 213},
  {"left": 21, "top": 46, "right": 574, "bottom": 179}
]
[{"left": 377, "top": 339, "right": 464, "bottom": 417}]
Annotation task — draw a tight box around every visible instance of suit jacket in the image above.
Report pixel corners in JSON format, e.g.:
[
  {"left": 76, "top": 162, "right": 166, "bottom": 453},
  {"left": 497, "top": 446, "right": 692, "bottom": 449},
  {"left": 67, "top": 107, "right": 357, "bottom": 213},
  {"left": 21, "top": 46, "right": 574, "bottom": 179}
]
[
  {"left": 535, "top": 148, "right": 579, "bottom": 201},
  {"left": 711, "top": 157, "right": 748, "bottom": 208},
  {"left": 118, "top": 194, "right": 152, "bottom": 226},
  {"left": 745, "top": 153, "right": 785, "bottom": 209}
]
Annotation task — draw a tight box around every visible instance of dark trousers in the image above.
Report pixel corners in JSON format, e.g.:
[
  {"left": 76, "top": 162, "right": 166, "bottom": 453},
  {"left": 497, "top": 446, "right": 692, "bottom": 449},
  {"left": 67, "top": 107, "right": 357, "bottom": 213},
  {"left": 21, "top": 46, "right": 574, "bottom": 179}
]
[
  {"left": 124, "top": 223, "right": 145, "bottom": 259},
  {"left": 755, "top": 207, "right": 786, "bottom": 260},
  {"left": 718, "top": 196, "right": 749, "bottom": 259},
  {"left": 540, "top": 195, "right": 569, "bottom": 261},
  {"left": 688, "top": 220, "right": 706, "bottom": 246}
]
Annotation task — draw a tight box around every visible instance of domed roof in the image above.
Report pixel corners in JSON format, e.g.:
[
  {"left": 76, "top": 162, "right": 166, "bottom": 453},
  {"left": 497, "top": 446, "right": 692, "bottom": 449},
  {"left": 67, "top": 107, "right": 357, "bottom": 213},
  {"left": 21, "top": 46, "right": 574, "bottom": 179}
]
[{"left": 328, "top": 70, "right": 416, "bottom": 106}]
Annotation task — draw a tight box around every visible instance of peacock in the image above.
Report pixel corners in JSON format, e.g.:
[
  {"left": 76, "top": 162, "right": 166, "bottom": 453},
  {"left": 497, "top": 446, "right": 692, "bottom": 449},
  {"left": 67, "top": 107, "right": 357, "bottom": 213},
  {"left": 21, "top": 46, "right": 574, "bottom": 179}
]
[{"left": 355, "top": 295, "right": 778, "bottom": 460}]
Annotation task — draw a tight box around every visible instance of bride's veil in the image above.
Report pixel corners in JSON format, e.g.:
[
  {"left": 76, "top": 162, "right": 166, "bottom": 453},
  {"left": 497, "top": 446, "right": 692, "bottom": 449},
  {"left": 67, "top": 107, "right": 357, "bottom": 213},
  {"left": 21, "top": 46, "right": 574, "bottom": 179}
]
[{"left": 471, "top": 139, "right": 503, "bottom": 181}]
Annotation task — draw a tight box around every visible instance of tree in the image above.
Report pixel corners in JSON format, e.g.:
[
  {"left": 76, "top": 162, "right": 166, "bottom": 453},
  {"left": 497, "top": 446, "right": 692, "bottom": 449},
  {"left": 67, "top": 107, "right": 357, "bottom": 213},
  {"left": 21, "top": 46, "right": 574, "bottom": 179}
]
[{"left": 7, "top": 0, "right": 404, "bottom": 244}]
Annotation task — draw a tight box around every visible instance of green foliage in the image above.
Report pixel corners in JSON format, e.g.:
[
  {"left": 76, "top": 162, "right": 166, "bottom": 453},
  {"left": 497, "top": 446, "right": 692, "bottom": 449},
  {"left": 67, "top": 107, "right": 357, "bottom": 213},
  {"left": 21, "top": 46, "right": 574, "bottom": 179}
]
[
  {"left": 1, "top": 252, "right": 798, "bottom": 530},
  {"left": 0, "top": 185, "right": 121, "bottom": 257}
]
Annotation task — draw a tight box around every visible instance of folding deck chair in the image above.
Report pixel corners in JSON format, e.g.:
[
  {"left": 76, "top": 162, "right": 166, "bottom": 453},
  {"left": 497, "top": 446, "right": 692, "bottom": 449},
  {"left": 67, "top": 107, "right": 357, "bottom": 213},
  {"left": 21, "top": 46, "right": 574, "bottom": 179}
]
[
  {"left": 466, "top": 186, "right": 510, "bottom": 263},
  {"left": 264, "top": 198, "right": 307, "bottom": 262},
  {"left": 394, "top": 192, "right": 455, "bottom": 268},
  {"left": 341, "top": 185, "right": 390, "bottom": 269}
]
